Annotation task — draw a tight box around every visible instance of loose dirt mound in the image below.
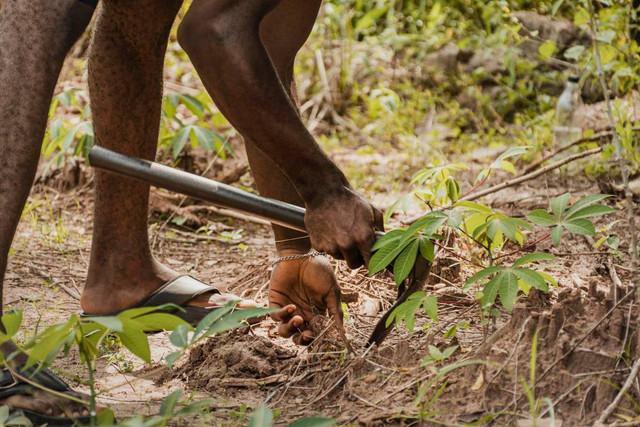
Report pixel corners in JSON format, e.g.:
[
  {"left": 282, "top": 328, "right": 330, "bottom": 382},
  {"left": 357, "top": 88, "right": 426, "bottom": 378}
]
[
  {"left": 169, "top": 330, "right": 297, "bottom": 391},
  {"left": 436, "top": 286, "right": 638, "bottom": 425}
]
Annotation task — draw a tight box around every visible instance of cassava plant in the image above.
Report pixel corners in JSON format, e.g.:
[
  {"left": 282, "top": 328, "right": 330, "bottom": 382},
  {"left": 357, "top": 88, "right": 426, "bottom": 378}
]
[{"left": 370, "top": 147, "right": 617, "bottom": 331}]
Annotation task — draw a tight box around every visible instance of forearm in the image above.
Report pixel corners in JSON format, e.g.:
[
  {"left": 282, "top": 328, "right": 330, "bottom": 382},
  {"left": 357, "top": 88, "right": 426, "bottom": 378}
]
[{"left": 180, "top": 9, "right": 349, "bottom": 203}]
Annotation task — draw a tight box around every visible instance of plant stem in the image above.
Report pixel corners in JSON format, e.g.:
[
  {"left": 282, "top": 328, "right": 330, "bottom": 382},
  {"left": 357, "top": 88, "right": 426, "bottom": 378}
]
[
  {"left": 493, "top": 233, "right": 551, "bottom": 261},
  {"left": 86, "top": 356, "right": 97, "bottom": 425},
  {"left": 432, "top": 240, "right": 484, "bottom": 268}
]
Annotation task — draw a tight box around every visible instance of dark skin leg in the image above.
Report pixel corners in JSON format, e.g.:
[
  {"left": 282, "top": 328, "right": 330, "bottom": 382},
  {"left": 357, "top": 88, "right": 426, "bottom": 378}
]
[
  {"left": 0, "top": 0, "right": 95, "bottom": 418},
  {"left": 246, "top": 0, "right": 342, "bottom": 344},
  {"left": 179, "top": 0, "right": 383, "bottom": 341},
  {"left": 178, "top": 0, "right": 384, "bottom": 270},
  {"left": 81, "top": 0, "right": 279, "bottom": 316}
]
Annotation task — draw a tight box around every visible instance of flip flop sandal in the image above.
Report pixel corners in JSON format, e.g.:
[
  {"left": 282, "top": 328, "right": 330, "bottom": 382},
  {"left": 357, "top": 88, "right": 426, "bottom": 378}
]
[
  {"left": 82, "top": 275, "right": 258, "bottom": 326},
  {"left": 0, "top": 366, "right": 91, "bottom": 426}
]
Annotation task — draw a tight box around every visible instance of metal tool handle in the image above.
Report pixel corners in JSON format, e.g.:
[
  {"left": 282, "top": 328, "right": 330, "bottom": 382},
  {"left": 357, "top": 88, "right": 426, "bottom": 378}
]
[{"left": 89, "top": 146, "right": 307, "bottom": 232}]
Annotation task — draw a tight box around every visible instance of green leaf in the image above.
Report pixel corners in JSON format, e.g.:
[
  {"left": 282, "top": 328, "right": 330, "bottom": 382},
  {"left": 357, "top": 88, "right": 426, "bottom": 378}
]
[
  {"left": 550, "top": 193, "right": 570, "bottom": 219},
  {"left": 552, "top": 0, "right": 565, "bottom": 15},
  {"left": 172, "top": 126, "right": 191, "bottom": 158},
  {"left": 133, "top": 313, "right": 188, "bottom": 332},
  {"left": 160, "top": 388, "right": 184, "bottom": 417},
  {"left": 564, "top": 218, "right": 595, "bottom": 236},
  {"left": 538, "top": 40, "right": 556, "bottom": 60},
  {"left": 192, "top": 303, "right": 235, "bottom": 342},
  {"left": 1, "top": 310, "right": 23, "bottom": 338},
  {"left": 465, "top": 266, "right": 504, "bottom": 286},
  {"left": 117, "top": 319, "right": 151, "bottom": 363},
  {"left": 192, "top": 126, "right": 216, "bottom": 151},
  {"left": 165, "top": 351, "right": 182, "bottom": 369},
  {"left": 551, "top": 225, "right": 564, "bottom": 244},
  {"left": 170, "top": 324, "right": 190, "bottom": 348},
  {"left": 514, "top": 268, "right": 549, "bottom": 292},
  {"left": 526, "top": 209, "right": 556, "bottom": 226},
  {"left": 564, "top": 45, "right": 585, "bottom": 60},
  {"left": 565, "top": 204, "right": 616, "bottom": 220},
  {"left": 204, "top": 307, "right": 274, "bottom": 337},
  {"left": 393, "top": 239, "right": 419, "bottom": 285},
  {"left": 480, "top": 276, "right": 500, "bottom": 308},
  {"left": 354, "top": 7, "right": 390, "bottom": 32},
  {"left": 249, "top": 406, "right": 274, "bottom": 427},
  {"left": 497, "top": 271, "right": 519, "bottom": 311},
  {"left": 368, "top": 238, "right": 412, "bottom": 275},
  {"left": 371, "top": 229, "right": 405, "bottom": 251},
  {"left": 574, "top": 7, "right": 589, "bottom": 26},
  {"left": 85, "top": 316, "right": 123, "bottom": 332},
  {"left": 513, "top": 252, "right": 556, "bottom": 267},
  {"left": 564, "top": 194, "right": 611, "bottom": 218},
  {"left": 178, "top": 94, "right": 205, "bottom": 119},
  {"left": 287, "top": 417, "right": 336, "bottom": 427},
  {"left": 418, "top": 237, "right": 435, "bottom": 262},
  {"left": 174, "top": 398, "right": 215, "bottom": 417},
  {"left": 423, "top": 296, "right": 438, "bottom": 322}
]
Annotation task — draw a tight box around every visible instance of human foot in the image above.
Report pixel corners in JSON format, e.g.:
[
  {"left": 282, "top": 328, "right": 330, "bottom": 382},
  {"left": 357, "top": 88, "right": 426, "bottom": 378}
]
[
  {"left": 268, "top": 250, "right": 343, "bottom": 345},
  {"left": 81, "top": 257, "right": 256, "bottom": 316}
]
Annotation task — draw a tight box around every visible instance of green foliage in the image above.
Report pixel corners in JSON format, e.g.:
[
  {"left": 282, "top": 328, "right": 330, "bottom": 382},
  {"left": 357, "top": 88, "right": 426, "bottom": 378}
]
[
  {"left": 0, "top": 405, "right": 32, "bottom": 426},
  {"left": 165, "top": 303, "right": 274, "bottom": 369},
  {"left": 465, "top": 253, "right": 555, "bottom": 311},
  {"left": 248, "top": 406, "right": 336, "bottom": 427},
  {"left": 386, "top": 291, "right": 438, "bottom": 332},
  {"left": 526, "top": 193, "right": 616, "bottom": 244},
  {"left": 160, "top": 93, "right": 234, "bottom": 160},
  {"left": 42, "top": 89, "right": 93, "bottom": 173},
  {"left": 369, "top": 212, "right": 446, "bottom": 284}
]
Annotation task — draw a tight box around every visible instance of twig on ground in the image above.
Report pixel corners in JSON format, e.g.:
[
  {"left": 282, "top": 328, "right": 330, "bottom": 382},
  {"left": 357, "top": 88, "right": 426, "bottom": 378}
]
[
  {"left": 595, "top": 355, "right": 640, "bottom": 425},
  {"left": 521, "top": 128, "right": 639, "bottom": 174},
  {"left": 53, "top": 281, "right": 81, "bottom": 300}
]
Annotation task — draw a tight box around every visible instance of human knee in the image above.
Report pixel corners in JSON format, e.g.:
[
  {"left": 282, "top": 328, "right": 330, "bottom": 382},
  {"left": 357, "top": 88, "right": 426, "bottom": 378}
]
[{"left": 178, "top": 7, "right": 233, "bottom": 59}]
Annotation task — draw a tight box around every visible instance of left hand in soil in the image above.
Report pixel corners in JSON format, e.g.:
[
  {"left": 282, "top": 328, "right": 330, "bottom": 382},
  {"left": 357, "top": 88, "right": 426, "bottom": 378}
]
[{"left": 268, "top": 251, "right": 342, "bottom": 345}]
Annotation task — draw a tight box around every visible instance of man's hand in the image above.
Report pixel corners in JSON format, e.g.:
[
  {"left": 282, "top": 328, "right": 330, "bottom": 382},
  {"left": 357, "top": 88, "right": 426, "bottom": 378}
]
[
  {"left": 304, "top": 185, "right": 384, "bottom": 268},
  {"left": 269, "top": 252, "right": 342, "bottom": 345}
]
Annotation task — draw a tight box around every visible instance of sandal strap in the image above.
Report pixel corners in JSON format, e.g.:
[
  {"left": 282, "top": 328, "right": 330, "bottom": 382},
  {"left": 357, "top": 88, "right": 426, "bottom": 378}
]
[{"left": 141, "top": 275, "right": 220, "bottom": 308}]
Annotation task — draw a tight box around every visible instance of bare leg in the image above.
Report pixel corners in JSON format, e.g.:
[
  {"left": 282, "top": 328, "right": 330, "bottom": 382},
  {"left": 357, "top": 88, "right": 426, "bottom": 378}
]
[
  {"left": 178, "top": 0, "right": 383, "bottom": 269},
  {"left": 82, "top": 0, "right": 256, "bottom": 314},
  {"left": 0, "top": 0, "right": 95, "bottom": 417},
  {"left": 181, "top": 0, "right": 344, "bottom": 343},
  {"left": 246, "top": 0, "right": 343, "bottom": 343},
  {"left": 81, "top": 0, "right": 183, "bottom": 314},
  {"left": 245, "top": 0, "right": 322, "bottom": 253}
]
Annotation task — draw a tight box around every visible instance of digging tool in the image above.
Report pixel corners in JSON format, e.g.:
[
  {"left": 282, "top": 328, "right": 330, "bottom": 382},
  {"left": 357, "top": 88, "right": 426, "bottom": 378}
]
[{"left": 88, "top": 146, "right": 433, "bottom": 346}]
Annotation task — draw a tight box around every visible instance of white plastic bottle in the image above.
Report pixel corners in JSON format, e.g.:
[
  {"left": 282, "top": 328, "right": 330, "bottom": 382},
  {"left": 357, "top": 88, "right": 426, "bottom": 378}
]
[{"left": 553, "top": 75, "right": 582, "bottom": 146}]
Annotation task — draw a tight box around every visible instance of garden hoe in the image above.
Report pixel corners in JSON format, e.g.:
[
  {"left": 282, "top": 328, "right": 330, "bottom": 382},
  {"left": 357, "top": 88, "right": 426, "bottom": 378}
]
[{"left": 88, "top": 146, "right": 433, "bottom": 347}]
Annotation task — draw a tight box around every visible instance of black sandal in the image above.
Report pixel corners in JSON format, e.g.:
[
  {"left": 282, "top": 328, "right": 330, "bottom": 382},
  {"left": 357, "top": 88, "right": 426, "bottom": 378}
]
[{"left": 0, "top": 367, "right": 91, "bottom": 426}]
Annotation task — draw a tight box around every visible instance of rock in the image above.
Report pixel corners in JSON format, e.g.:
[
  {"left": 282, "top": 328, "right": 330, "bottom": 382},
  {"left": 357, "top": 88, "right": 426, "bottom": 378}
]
[
  {"left": 514, "top": 11, "right": 589, "bottom": 55},
  {"left": 424, "top": 43, "right": 473, "bottom": 74}
]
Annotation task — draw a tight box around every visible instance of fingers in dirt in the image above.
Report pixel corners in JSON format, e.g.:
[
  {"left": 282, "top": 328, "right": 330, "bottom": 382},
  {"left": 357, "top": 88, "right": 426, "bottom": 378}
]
[
  {"left": 293, "top": 330, "right": 314, "bottom": 346},
  {"left": 325, "top": 285, "right": 344, "bottom": 331},
  {"left": 278, "top": 315, "right": 307, "bottom": 338},
  {"left": 269, "top": 304, "right": 296, "bottom": 323}
]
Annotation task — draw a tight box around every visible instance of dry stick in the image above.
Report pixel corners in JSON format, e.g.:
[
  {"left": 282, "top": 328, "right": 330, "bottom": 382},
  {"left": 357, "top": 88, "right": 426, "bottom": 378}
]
[
  {"left": 596, "top": 356, "right": 640, "bottom": 426},
  {"left": 502, "top": 290, "right": 634, "bottom": 414},
  {"left": 587, "top": 4, "right": 640, "bottom": 422},
  {"left": 588, "top": 4, "right": 639, "bottom": 292},
  {"left": 459, "top": 147, "right": 603, "bottom": 204},
  {"left": 404, "top": 147, "right": 602, "bottom": 225},
  {"left": 522, "top": 129, "right": 616, "bottom": 174}
]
